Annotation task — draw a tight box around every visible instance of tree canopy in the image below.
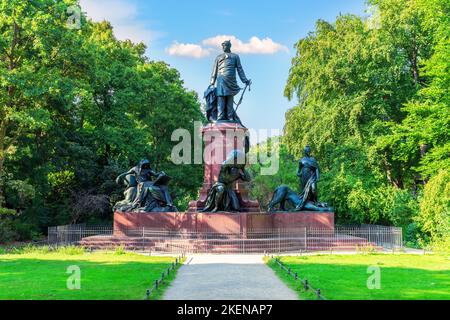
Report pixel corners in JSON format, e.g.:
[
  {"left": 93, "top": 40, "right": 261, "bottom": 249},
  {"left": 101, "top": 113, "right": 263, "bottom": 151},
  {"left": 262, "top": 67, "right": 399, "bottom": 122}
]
[
  {"left": 282, "top": 0, "right": 449, "bottom": 247},
  {"left": 0, "top": 0, "right": 204, "bottom": 241}
]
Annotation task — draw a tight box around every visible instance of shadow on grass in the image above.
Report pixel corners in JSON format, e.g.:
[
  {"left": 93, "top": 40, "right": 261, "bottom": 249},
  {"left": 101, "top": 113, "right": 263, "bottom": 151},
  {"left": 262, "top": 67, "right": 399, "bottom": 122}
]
[
  {"left": 0, "top": 255, "right": 178, "bottom": 300},
  {"left": 267, "top": 256, "right": 450, "bottom": 300}
]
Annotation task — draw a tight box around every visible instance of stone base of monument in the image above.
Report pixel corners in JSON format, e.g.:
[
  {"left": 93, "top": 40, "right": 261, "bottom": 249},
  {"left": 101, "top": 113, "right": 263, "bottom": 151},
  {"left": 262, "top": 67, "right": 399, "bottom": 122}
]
[
  {"left": 77, "top": 211, "right": 381, "bottom": 253},
  {"left": 112, "top": 211, "right": 335, "bottom": 235},
  {"left": 187, "top": 122, "right": 261, "bottom": 213}
]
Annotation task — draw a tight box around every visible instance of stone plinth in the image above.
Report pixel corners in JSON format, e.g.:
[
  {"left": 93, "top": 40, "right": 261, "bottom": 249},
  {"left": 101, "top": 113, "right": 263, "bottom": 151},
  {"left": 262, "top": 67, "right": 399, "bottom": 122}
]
[
  {"left": 188, "top": 122, "right": 260, "bottom": 212},
  {"left": 113, "top": 211, "right": 335, "bottom": 236}
]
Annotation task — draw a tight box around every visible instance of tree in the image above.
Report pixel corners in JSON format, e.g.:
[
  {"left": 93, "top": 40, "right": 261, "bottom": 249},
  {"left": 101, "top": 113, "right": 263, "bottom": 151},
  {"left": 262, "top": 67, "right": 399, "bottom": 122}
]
[
  {"left": 415, "top": 170, "right": 450, "bottom": 249},
  {"left": 282, "top": 0, "right": 441, "bottom": 229},
  {"left": 0, "top": 0, "right": 205, "bottom": 240},
  {"left": 0, "top": 0, "right": 88, "bottom": 197}
]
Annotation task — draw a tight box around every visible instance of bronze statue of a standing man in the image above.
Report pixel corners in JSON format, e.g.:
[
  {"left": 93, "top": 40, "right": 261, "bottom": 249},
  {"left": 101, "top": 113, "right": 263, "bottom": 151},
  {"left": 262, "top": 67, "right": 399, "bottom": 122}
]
[{"left": 209, "top": 40, "right": 251, "bottom": 122}]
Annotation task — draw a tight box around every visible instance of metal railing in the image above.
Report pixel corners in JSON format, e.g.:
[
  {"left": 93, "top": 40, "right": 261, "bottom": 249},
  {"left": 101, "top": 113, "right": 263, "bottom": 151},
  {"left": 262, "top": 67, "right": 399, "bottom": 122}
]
[
  {"left": 270, "top": 255, "right": 326, "bottom": 300},
  {"left": 47, "top": 224, "right": 403, "bottom": 254},
  {"left": 145, "top": 254, "right": 185, "bottom": 300},
  {"left": 47, "top": 224, "right": 113, "bottom": 246}
]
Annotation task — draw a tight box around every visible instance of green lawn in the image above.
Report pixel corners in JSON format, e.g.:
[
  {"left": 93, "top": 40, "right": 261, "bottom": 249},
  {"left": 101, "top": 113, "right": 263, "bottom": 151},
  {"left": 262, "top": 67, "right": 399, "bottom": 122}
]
[
  {"left": 267, "top": 254, "right": 450, "bottom": 300},
  {"left": 0, "top": 249, "right": 182, "bottom": 300}
]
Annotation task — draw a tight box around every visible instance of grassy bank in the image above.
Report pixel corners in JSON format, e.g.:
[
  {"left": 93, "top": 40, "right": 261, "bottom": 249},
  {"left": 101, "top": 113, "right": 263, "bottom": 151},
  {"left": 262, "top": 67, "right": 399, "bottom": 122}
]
[
  {"left": 0, "top": 247, "right": 181, "bottom": 300},
  {"left": 267, "top": 254, "right": 450, "bottom": 300}
]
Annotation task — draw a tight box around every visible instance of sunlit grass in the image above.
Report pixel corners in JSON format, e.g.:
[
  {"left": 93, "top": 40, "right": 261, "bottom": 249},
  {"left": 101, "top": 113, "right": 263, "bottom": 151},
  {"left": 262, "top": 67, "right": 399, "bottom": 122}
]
[
  {"left": 267, "top": 254, "right": 450, "bottom": 300},
  {"left": 0, "top": 250, "right": 180, "bottom": 300}
]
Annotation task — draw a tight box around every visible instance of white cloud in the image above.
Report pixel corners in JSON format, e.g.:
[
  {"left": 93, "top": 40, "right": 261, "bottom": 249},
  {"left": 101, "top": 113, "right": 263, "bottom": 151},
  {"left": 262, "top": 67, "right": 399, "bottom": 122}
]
[
  {"left": 202, "top": 35, "right": 289, "bottom": 55},
  {"left": 165, "top": 35, "right": 288, "bottom": 58},
  {"left": 79, "top": 0, "right": 158, "bottom": 46},
  {"left": 166, "top": 42, "right": 211, "bottom": 58}
]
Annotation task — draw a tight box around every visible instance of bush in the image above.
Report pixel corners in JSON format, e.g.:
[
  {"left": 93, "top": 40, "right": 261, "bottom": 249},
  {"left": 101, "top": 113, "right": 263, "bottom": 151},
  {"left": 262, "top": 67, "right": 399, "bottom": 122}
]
[
  {"left": 12, "top": 221, "right": 42, "bottom": 241},
  {"left": 20, "top": 245, "right": 51, "bottom": 254},
  {"left": 404, "top": 223, "right": 422, "bottom": 248},
  {"left": 0, "top": 207, "right": 42, "bottom": 243},
  {"left": 0, "top": 218, "right": 18, "bottom": 243},
  {"left": 55, "top": 246, "right": 86, "bottom": 255},
  {"left": 415, "top": 170, "right": 450, "bottom": 247},
  {"left": 114, "top": 246, "right": 126, "bottom": 255}
]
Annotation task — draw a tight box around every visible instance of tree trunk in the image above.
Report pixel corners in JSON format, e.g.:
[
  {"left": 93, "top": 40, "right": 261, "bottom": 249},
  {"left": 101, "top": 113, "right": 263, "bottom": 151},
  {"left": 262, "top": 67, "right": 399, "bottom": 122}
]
[
  {"left": 411, "top": 41, "right": 419, "bottom": 85},
  {"left": 0, "top": 16, "right": 20, "bottom": 204},
  {"left": 0, "top": 122, "right": 5, "bottom": 206},
  {"left": 0, "top": 123, "right": 5, "bottom": 174}
]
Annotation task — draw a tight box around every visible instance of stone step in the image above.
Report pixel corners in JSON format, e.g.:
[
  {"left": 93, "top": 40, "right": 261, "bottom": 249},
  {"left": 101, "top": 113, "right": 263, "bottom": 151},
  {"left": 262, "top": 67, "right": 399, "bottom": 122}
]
[{"left": 77, "top": 235, "right": 381, "bottom": 252}]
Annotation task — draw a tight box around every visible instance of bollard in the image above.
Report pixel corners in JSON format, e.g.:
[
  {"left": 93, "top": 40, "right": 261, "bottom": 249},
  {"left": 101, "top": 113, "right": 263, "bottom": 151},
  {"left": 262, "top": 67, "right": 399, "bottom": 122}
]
[
  {"left": 317, "top": 289, "right": 321, "bottom": 298},
  {"left": 304, "top": 279, "right": 309, "bottom": 290},
  {"left": 161, "top": 272, "right": 165, "bottom": 280},
  {"left": 294, "top": 273, "right": 298, "bottom": 281},
  {"left": 155, "top": 280, "right": 159, "bottom": 290},
  {"left": 167, "top": 268, "right": 170, "bottom": 276},
  {"left": 146, "top": 289, "right": 150, "bottom": 299}
]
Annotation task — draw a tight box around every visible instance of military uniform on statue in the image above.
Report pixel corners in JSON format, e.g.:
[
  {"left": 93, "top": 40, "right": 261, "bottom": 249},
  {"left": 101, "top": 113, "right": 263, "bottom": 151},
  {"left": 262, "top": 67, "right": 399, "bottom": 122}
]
[{"left": 205, "top": 40, "right": 252, "bottom": 125}]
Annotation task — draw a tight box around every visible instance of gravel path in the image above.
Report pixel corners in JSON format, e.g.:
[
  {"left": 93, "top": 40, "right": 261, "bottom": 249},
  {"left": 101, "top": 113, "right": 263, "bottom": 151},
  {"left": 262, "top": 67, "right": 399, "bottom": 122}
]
[{"left": 163, "top": 255, "right": 298, "bottom": 300}]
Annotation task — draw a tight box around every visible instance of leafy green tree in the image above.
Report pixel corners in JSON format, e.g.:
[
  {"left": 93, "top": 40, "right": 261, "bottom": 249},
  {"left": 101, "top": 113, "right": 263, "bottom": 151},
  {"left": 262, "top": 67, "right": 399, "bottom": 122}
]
[
  {"left": 381, "top": 0, "right": 449, "bottom": 179},
  {"left": 0, "top": 0, "right": 205, "bottom": 240},
  {"left": 415, "top": 170, "right": 450, "bottom": 249},
  {"left": 250, "top": 138, "right": 298, "bottom": 208},
  {"left": 0, "top": 0, "right": 87, "bottom": 193},
  {"left": 282, "top": 0, "right": 442, "bottom": 231}
]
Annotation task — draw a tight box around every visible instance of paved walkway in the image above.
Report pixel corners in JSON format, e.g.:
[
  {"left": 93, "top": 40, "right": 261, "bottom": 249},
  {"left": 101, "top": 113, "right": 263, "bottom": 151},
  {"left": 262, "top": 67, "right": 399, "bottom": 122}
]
[{"left": 163, "top": 255, "right": 298, "bottom": 300}]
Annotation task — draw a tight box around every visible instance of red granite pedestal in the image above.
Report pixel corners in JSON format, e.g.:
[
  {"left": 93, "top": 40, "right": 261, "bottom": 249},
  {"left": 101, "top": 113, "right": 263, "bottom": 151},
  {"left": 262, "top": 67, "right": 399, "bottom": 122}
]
[
  {"left": 77, "top": 211, "right": 382, "bottom": 253},
  {"left": 188, "top": 122, "right": 260, "bottom": 213},
  {"left": 113, "top": 211, "right": 335, "bottom": 236},
  {"left": 110, "top": 121, "right": 335, "bottom": 236}
]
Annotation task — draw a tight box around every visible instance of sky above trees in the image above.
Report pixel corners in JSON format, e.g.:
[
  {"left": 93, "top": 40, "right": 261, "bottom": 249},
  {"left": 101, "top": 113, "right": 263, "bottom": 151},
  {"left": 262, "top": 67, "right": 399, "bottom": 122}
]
[{"left": 79, "top": 0, "right": 367, "bottom": 131}]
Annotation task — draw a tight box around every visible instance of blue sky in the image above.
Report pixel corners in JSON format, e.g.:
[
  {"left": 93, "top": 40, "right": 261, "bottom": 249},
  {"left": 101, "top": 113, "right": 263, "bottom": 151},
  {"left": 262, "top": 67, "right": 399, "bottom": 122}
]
[{"left": 80, "top": 0, "right": 368, "bottom": 132}]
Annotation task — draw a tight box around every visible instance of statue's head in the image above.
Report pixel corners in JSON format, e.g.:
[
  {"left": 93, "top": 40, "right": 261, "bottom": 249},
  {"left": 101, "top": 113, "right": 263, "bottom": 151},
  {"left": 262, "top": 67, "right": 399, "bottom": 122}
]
[
  {"left": 304, "top": 145, "right": 311, "bottom": 157},
  {"left": 138, "top": 159, "right": 152, "bottom": 175},
  {"left": 222, "top": 40, "right": 232, "bottom": 53}
]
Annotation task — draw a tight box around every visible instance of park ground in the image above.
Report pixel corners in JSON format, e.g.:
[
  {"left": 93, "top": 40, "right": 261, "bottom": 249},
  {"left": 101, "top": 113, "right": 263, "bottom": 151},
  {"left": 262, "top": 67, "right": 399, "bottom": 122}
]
[
  {"left": 0, "top": 247, "right": 180, "bottom": 300},
  {"left": 267, "top": 254, "right": 450, "bottom": 300},
  {"left": 0, "top": 248, "right": 449, "bottom": 300}
]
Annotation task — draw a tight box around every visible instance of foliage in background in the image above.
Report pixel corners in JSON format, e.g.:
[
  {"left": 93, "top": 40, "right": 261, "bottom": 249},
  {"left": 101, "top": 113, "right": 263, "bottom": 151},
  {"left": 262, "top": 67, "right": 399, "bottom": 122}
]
[
  {"left": 281, "top": 0, "right": 448, "bottom": 246},
  {"left": 0, "top": 0, "right": 448, "bottom": 251},
  {"left": 249, "top": 138, "right": 298, "bottom": 208},
  {"left": 415, "top": 170, "right": 450, "bottom": 251},
  {"left": 0, "top": 0, "right": 204, "bottom": 242}
]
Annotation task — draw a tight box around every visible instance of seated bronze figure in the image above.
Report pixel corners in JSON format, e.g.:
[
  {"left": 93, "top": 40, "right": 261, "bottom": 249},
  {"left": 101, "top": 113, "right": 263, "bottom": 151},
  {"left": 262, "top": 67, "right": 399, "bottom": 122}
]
[
  {"left": 113, "top": 159, "right": 177, "bottom": 213},
  {"left": 202, "top": 150, "right": 251, "bottom": 212}
]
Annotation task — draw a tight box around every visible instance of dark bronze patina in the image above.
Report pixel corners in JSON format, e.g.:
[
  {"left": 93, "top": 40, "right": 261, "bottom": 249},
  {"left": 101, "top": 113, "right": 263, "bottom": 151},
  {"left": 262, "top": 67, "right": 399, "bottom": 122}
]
[
  {"left": 205, "top": 40, "right": 251, "bottom": 123},
  {"left": 202, "top": 150, "right": 251, "bottom": 212},
  {"left": 268, "top": 146, "right": 333, "bottom": 212},
  {"left": 114, "top": 159, "right": 177, "bottom": 212}
]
